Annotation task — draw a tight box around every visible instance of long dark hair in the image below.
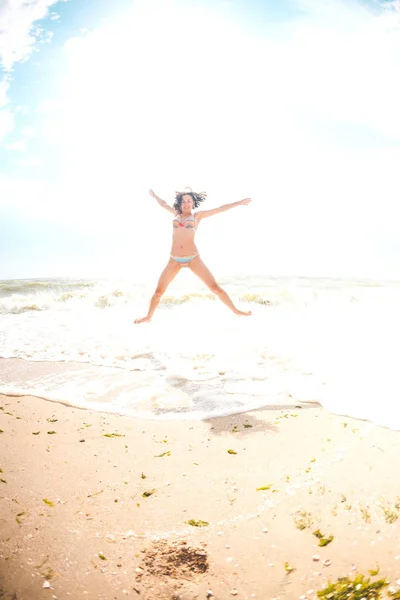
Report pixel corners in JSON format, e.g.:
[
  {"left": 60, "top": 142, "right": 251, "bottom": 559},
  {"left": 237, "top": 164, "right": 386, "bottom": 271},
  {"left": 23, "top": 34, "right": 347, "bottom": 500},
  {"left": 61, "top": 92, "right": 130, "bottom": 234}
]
[{"left": 173, "top": 188, "right": 207, "bottom": 214}]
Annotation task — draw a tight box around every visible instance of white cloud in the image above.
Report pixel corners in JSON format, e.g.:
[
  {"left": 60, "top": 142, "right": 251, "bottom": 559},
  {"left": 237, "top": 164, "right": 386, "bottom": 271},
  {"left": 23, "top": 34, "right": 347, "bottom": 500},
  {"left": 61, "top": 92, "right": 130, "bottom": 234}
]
[
  {"left": 4, "top": 140, "right": 26, "bottom": 152},
  {"left": 0, "top": 108, "right": 13, "bottom": 141},
  {"left": 0, "top": 0, "right": 60, "bottom": 144},
  {"left": 15, "top": 155, "right": 42, "bottom": 167},
  {"left": 287, "top": 0, "right": 400, "bottom": 138},
  {"left": 45, "top": 0, "right": 400, "bottom": 205},
  {"left": 0, "top": 175, "right": 45, "bottom": 218},
  {"left": 0, "top": 79, "right": 12, "bottom": 140},
  {"left": 0, "top": 0, "right": 60, "bottom": 71},
  {"left": 3, "top": 0, "right": 400, "bottom": 279},
  {"left": 3, "top": 123, "right": 38, "bottom": 151},
  {"left": 0, "top": 79, "right": 10, "bottom": 108}
]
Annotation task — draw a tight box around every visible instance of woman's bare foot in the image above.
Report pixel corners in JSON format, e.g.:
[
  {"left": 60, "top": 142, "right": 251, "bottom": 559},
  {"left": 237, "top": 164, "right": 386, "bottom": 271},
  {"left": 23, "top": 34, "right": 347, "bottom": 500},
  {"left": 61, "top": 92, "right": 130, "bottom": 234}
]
[
  {"left": 234, "top": 309, "right": 252, "bottom": 316},
  {"left": 134, "top": 316, "right": 152, "bottom": 324}
]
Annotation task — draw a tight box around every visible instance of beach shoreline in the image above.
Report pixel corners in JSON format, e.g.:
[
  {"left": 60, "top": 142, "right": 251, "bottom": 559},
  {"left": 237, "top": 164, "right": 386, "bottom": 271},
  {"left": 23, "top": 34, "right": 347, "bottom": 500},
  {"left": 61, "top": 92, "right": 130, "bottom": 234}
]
[{"left": 1, "top": 393, "right": 400, "bottom": 600}]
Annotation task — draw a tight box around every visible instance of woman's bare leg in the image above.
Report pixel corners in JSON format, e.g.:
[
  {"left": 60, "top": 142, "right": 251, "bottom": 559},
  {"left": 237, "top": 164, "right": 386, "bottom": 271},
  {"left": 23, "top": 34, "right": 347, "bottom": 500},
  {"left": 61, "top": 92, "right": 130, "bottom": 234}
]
[
  {"left": 134, "top": 259, "right": 181, "bottom": 324},
  {"left": 189, "top": 257, "right": 251, "bottom": 316}
]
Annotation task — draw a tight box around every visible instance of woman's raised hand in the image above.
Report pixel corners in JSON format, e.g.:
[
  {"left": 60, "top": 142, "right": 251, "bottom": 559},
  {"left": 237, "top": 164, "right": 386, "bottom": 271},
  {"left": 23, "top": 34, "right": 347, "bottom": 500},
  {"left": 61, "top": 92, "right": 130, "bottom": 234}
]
[
  {"left": 240, "top": 198, "right": 252, "bottom": 206},
  {"left": 149, "top": 189, "right": 156, "bottom": 198}
]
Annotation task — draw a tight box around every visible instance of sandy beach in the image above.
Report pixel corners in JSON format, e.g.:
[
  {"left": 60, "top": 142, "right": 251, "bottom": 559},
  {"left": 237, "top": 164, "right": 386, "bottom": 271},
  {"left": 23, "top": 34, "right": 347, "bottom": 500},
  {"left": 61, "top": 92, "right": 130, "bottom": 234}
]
[{"left": 1, "top": 393, "right": 400, "bottom": 600}]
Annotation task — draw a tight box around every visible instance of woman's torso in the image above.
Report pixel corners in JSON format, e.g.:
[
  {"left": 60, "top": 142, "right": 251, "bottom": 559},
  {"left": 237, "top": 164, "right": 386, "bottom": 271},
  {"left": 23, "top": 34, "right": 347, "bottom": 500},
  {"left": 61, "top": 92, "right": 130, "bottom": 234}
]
[{"left": 170, "top": 213, "right": 199, "bottom": 257}]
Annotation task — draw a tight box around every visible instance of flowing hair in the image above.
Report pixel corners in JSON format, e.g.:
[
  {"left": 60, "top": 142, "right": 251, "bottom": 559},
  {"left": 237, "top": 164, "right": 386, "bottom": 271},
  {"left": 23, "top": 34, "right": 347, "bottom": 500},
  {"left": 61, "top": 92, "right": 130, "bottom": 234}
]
[{"left": 173, "top": 188, "right": 207, "bottom": 213}]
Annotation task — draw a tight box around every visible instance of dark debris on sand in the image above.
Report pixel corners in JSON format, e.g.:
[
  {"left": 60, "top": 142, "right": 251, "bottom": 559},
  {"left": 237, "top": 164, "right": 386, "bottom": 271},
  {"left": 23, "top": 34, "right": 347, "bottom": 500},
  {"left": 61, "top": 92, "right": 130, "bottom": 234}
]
[{"left": 137, "top": 539, "right": 209, "bottom": 580}]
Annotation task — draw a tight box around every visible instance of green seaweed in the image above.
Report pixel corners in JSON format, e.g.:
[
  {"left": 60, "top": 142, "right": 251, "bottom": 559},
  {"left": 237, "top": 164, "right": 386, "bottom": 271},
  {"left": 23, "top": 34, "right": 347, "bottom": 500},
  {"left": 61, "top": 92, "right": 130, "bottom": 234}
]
[
  {"left": 284, "top": 562, "right": 295, "bottom": 573},
  {"left": 243, "top": 424, "right": 253, "bottom": 428},
  {"left": 382, "top": 505, "right": 398, "bottom": 524},
  {"left": 87, "top": 490, "right": 103, "bottom": 498},
  {"left": 32, "top": 431, "right": 40, "bottom": 435},
  {"left": 319, "top": 535, "right": 334, "bottom": 546},
  {"left": 103, "top": 433, "right": 124, "bottom": 437},
  {"left": 1, "top": 478, "right": 7, "bottom": 484},
  {"left": 227, "top": 449, "right": 237, "bottom": 454},
  {"left": 16, "top": 511, "right": 27, "bottom": 524},
  {"left": 41, "top": 567, "right": 55, "bottom": 580},
  {"left": 360, "top": 505, "right": 371, "bottom": 523},
  {"left": 317, "top": 573, "right": 389, "bottom": 599},
  {"left": 140, "top": 472, "right": 146, "bottom": 479},
  {"left": 35, "top": 556, "right": 50, "bottom": 569},
  {"left": 154, "top": 451, "right": 171, "bottom": 457},
  {"left": 256, "top": 485, "right": 272, "bottom": 491},
  {"left": 0, "top": 468, "right": 2, "bottom": 473},
  {"left": 42, "top": 498, "right": 54, "bottom": 507},
  {"left": 46, "top": 418, "right": 58, "bottom": 423},
  {"left": 47, "top": 431, "right": 56, "bottom": 435},
  {"left": 142, "top": 490, "right": 155, "bottom": 497},
  {"left": 0, "top": 430, "right": 4, "bottom": 434},
  {"left": 369, "top": 567, "right": 380, "bottom": 576},
  {"left": 313, "top": 529, "right": 334, "bottom": 546},
  {"left": 186, "top": 519, "right": 209, "bottom": 527},
  {"left": 294, "top": 509, "right": 312, "bottom": 530},
  {"left": 98, "top": 553, "right": 107, "bottom": 561}
]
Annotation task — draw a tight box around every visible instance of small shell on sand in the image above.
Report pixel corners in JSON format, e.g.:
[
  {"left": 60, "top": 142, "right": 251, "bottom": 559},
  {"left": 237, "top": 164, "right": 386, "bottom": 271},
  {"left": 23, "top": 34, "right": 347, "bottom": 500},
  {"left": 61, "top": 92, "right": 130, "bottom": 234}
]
[
  {"left": 323, "top": 559, "right": 331, "bottom": 567},
  {"left": 312, "top": 555, "right": 320, "bottom": 561}
]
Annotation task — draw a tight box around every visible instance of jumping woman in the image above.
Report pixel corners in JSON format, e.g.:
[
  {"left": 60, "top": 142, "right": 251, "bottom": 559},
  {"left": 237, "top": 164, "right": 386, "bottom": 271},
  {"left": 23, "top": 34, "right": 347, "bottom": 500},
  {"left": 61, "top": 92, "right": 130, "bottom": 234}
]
[{"left": 134, "top": 189, "right": 252, "bottom": 324}]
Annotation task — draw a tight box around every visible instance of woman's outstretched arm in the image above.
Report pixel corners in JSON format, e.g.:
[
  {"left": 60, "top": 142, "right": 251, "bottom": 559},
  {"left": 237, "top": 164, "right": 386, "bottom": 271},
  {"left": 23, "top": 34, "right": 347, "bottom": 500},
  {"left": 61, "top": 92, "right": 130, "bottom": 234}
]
[
  {"left": 149, "top": 189, "right": 176, "bottom": 214},
  {"left": 196, "top": 198, "right": 251, "bottom": 220}
]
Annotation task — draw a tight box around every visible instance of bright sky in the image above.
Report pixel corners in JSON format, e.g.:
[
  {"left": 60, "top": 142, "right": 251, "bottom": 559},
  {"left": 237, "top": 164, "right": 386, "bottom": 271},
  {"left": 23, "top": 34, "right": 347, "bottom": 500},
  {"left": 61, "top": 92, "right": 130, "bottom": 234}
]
[{"left": 1, "top": 0, "right": 400, "bottom": 281}]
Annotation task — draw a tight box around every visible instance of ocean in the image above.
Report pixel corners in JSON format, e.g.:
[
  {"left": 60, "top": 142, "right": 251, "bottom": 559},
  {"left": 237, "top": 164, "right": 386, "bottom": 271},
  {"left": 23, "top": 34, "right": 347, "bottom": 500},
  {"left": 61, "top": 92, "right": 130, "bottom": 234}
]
[{"left": 1, "top": 275, "right": 400, "bottom": 429}]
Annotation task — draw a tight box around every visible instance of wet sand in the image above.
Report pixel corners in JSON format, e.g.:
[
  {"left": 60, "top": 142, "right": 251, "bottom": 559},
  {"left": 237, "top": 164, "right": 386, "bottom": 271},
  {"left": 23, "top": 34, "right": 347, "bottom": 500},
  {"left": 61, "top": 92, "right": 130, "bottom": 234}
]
[{"left": 1, "top": 393, "right": 400, "bottom": 599}]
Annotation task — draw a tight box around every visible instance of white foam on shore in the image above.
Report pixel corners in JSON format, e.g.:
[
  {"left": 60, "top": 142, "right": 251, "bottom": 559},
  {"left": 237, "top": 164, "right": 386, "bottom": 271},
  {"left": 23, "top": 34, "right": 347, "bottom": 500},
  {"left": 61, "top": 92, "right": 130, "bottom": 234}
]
[{"left": 1, "top": 276, "right": 400, "bottom": 428}]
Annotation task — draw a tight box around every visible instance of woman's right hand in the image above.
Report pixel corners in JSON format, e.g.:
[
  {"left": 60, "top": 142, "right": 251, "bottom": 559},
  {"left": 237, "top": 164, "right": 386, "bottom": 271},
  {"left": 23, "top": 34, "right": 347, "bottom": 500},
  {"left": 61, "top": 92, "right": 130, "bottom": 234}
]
[{"left": 149, "top": 189, "right": 156, "bottom": 198}]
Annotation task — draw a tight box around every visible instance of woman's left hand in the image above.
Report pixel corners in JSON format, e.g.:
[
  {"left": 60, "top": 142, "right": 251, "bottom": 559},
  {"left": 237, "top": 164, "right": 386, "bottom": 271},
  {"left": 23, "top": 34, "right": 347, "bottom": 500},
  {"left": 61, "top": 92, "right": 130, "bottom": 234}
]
[{"left": 240, "top": 198, "right": 252, "bottom": 206}]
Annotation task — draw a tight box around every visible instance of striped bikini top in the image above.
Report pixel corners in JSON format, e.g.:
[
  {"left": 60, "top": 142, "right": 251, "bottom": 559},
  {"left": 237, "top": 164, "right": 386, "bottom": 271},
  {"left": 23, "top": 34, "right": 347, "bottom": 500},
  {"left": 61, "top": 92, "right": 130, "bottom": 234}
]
[{"left": 173, "top": 215, "right": 195, "bottom": 230}]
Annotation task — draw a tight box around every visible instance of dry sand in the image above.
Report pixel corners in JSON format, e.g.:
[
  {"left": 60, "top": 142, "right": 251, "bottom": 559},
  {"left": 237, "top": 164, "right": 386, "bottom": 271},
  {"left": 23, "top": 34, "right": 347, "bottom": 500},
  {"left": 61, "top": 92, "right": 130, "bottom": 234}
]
[{"left": 1, "top": 393, "right": 400, "bottom": 600}]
